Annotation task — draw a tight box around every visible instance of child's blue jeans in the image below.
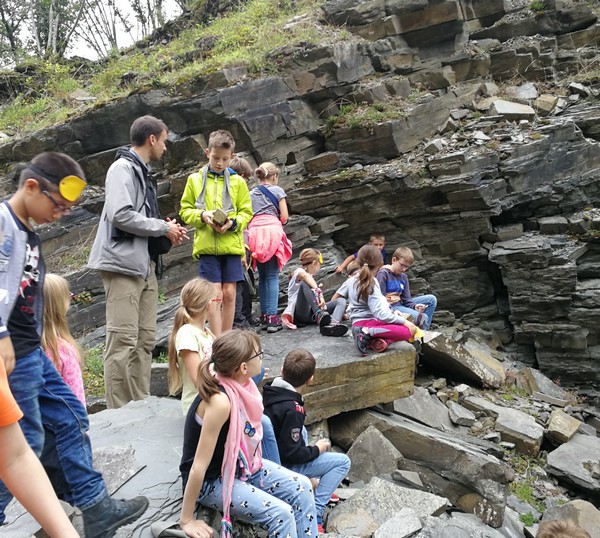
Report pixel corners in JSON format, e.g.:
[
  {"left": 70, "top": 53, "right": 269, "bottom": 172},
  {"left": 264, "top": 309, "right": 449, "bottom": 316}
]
[
  {"left": 198, "top": 459, "right": 317, "bottom": 538},
  {"left": 257, "top": 256, "right": 279, "bottom": 316},
  {"left": 261, "top": 414, "right": 281, "bottom": 465},
  {"left": 0, "top": 348, "right": 107, "bottom": 524},
  {"left": 289, "top": 452, "right": 350, "bottom": 523},
  {"left": 392, "top": 294, "right": 437, "bottom": 330}
]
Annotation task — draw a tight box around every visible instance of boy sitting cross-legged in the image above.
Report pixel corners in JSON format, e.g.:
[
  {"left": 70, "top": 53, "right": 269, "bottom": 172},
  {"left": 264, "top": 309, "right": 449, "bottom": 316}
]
[{"left": 263, "top": 349, "right": 350, "bottom": 534}]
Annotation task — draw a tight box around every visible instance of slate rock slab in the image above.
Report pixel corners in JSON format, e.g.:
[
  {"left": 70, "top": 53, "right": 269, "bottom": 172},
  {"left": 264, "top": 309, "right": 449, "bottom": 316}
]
[
  {"left": 546, "top": 434, "right": 600, "bottom": 494},
  {"left": 327, "top": 477, "right": 448, "bottom": 537}
]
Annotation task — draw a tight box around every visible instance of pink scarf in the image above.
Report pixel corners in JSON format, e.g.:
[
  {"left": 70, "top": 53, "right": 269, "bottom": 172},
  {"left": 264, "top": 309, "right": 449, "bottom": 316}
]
[{"left": 215, "top": 374, "right": 264, "bottom": 537}]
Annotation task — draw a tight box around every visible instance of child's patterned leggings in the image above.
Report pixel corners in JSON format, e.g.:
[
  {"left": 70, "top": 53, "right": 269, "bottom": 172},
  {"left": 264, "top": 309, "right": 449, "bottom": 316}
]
[
  {"left": 353, "top": 319, "right": 412, "bottom": 342},
  {"left": 198, "top": 459, "right": 318, "bottom": 538}
]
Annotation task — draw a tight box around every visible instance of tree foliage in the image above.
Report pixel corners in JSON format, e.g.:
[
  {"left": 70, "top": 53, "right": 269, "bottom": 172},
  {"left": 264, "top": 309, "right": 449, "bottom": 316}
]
[{"left": 0, "top": 0, "right": 183, "bottom": 64}]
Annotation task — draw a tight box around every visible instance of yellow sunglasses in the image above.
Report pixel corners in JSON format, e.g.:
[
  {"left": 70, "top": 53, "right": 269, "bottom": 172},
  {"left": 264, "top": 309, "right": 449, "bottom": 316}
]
[{"left": 29, "top": 163, "right": 87, "bottom": 202}]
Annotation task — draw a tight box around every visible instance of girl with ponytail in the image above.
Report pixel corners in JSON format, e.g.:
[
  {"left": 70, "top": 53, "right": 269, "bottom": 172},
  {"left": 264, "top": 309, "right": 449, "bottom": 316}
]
[
  {"left": 346, "top": 245, "right": 420, "bottom": 355},
  {"left": 178, "top": 330, "right": 317, "bottom": 538},
  {"left": 168, "top": 278, "right": 217, "bottom": 414},
  {"left": 246, "top": 162, "right": 292, "bottom": 333}
]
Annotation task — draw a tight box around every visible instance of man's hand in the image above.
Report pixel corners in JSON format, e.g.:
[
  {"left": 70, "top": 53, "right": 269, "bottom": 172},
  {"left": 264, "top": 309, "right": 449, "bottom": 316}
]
[
  {"left": 415, "top": 304, "right": 426, "bottom": 313},
  {"left": 316, "top": 438, "right": 331, "bottom": 454},
  {"left": 165, "top": 218, "right": 189, "bottom": 246},
  {"left": 0, "top": 337, "right": 16, "bottom": 375}
]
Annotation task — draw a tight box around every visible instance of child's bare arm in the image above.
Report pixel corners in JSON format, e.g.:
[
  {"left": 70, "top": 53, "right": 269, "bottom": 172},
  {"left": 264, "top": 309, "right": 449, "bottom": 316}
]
[
  {"left": 0, "top": 423, "right": 79, "bottom": 537},
  {"left": 335, "top": 254, "right": 355, "bottom": 273}
]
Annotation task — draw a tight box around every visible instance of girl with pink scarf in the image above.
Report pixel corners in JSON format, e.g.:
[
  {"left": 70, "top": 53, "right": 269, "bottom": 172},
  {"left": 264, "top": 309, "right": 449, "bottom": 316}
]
[{"left": 178, "top": 330, "right": 318, "bottom": 538}]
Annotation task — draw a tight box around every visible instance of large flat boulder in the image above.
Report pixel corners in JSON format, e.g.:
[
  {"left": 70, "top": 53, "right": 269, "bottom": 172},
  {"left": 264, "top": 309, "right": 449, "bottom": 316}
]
[{"left": 262, "top": 325, "right": 416, "bottom": 424}]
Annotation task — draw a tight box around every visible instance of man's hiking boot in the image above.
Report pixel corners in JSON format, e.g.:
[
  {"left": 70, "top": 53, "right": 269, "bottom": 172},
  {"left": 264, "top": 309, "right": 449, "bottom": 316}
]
[
  {"left": 352, "top": 326, "right": 371, "bottom": 356},
  {"left": 320, "top": 322, "right": 348, "bottom": 337},
  {"left": 370, "top": 338, "right": 389, "bottom": 353},
  {"left": 266, "top": 314, "right": 283, "bottom": 333},
  {"left": 82, "top": 494, "right": 149, "bottom": 538},
  {"left": 315, "top": 311, "right": 331, "bottom": 328}
]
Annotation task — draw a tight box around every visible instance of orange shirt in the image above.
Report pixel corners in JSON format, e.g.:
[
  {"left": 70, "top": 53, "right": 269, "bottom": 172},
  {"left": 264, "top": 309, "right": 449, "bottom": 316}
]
[{"left": 0, "top": 359, "right": 22, "bottom": 427}]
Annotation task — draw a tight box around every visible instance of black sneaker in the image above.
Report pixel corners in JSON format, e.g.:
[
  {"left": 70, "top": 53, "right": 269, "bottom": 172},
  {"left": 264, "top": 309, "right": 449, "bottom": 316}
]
[
  {"left": 352, "top": 326, "right": 371, "bottom": 356},
  {"left": 316, "top": 311, "right": 332, "bottom": 328},
  {"left": 82, "top": 494, "right": 149, "bottom": 538},
  {"left": 320, "top": 323, "right": 348, "bottom": 337}
]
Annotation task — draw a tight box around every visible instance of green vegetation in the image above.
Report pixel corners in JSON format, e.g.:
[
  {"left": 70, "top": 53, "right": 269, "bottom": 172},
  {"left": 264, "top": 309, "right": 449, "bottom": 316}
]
[
  {"left": 158, "top": 288, "right": 168, "bottom": 305},
  {"left": 325, "top": 101, "right": 406, "bottom": 134},
  {"left": 529, "top": 1, "right": 547, "bottom": 14},
  {"left": 507, "top": 453, "right": 547, "bottom": 513},
  {"left": 82, "top": 344, "right": 105, "bottom": 398},
  {"left": 520, "top": 512, "right": 536, "bottom": 526},
  {"left": 0, "top": 0, "right": 331, "bottom": 138},
  {"left": 153, "top": 351, "right": 169, "bottom": 363}
]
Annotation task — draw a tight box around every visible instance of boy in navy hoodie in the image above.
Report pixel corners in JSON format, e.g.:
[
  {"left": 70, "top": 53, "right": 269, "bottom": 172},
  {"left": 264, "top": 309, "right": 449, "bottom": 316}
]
[{"left": 262, "top": 349, "right": 350, "bottom": 533}]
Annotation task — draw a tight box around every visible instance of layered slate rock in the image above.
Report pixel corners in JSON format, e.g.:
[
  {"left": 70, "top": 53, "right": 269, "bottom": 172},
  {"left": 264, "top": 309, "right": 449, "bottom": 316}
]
[
  {"left": 421, "top": 332, "right": 506, "bottom": 388},
  {"left": 330, "top": 409, "right": 512, "bottom": 527},
  {"left": 546, "top": 434, "right": 600, "bottom": 494},
  {"left": 261, "top": 325, "right": 416, "bottom": 424},
  {"left": 327, "top": 476, "right": 448, "bottom": 537},
  {"left": 463, "top": 396, "right": 544, "bottom": 455}
]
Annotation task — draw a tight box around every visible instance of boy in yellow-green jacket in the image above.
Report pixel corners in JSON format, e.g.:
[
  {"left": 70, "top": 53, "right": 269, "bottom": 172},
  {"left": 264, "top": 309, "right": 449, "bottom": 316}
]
[{"left": 179, "top": 130, "right": 253, "bottom": 335}]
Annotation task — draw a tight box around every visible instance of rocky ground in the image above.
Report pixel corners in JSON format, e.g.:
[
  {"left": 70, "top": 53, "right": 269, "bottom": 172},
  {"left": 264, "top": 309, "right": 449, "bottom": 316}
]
[{"left": 5, "top": 323, "right": 600, "bottom": 537}]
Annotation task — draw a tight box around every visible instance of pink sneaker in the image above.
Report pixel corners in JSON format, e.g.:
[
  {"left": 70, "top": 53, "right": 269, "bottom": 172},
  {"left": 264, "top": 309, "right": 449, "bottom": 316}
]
[
  {"left": 370, "top": 338, "right": 389, "bottom": 353},
  {"left": 281, "top": 314, "right": 297, "bottom": 330}
]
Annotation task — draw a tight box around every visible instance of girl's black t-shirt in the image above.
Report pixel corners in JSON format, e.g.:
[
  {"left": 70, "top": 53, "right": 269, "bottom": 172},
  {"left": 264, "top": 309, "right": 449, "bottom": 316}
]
[{"left": 179, "top": 392, "right": 230, "bottom": 490}]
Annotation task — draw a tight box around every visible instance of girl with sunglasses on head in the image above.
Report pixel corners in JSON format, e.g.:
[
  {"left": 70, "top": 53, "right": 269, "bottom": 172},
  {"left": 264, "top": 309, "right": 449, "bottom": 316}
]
[
  {"left": 42, "top": 274, "right": 86, "bottom": 406},
  {"left": 281, "top": 248, "right": 348, "bottom": 337},
  {"left": 178, "top": 329, "right": 318, "bottom": 538}
]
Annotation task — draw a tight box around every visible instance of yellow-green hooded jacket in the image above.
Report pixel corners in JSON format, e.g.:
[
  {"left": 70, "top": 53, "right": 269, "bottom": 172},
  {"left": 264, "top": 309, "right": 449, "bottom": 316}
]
[{"left": 179, "top": 166, "right": 253, "bottom": 258}]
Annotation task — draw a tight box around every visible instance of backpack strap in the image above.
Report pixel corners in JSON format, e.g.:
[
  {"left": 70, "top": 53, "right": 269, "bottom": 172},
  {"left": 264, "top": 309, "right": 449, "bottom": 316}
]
[{"left": 257, "top": 185, "right": 280, "bottom": 217}]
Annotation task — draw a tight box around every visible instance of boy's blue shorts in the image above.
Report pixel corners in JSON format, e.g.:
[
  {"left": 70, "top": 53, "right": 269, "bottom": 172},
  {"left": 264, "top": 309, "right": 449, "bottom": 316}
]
[{"left": 199, "top": 255, "right": 244, "bottom": 283}]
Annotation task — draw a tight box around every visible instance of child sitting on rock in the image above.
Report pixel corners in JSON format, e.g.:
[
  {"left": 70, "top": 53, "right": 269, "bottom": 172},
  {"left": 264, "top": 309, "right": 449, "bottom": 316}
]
[
  {"left": 343, "top": 245, "right": 420, "bottom": 355},
  {"left": 178, "top": 330, "right": 318, "bottom": 538},
  {"left": 263, "top": 349, "right": 350, "bottom": 534},
  {"left": 281, "top": 248, "right": 348, "bottom": 337},
  {"left": 335, "top": 233, "right": 387, "bottom": 274},
  {"left": 376, "top": 246, "right": 437, "bottom": 330}
]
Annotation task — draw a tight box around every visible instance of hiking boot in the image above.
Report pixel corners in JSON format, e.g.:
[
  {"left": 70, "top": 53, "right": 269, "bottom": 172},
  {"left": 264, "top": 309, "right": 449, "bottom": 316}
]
[
  {"left": 266, "top": 314, "right": 283, "bottom": 333},
  {"left": 320, "top": 323, "right": 348, "bottom": 337},
  {"left": 315, "top": 310, "right": 331, "bottom": 328},
  {"left": 82, "top": 494, "right": 149, "bottom": 538},
  {"left": 352, "top": 326, "right": 371, "bottom": 356},
  {"left": 370, "top": 338, "right": 389, "bottom": 353},
  {"left": 281, "top": 313, "right": 297, "bottom": 330},
  {"left": 260, "top": 313, "right": 268, "bottom": 331}
]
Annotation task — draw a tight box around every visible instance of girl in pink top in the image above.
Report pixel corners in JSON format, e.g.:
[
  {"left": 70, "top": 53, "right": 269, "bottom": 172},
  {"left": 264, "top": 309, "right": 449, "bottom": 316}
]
[{"left": 42, "top": 274, "right": 86, "bottom": 406}]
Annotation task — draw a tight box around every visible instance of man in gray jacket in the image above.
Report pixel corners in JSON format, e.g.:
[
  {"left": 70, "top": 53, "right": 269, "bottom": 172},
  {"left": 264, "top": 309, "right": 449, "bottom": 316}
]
[{"left": 88, "top": 115, "right": 188, "bottom": 409}]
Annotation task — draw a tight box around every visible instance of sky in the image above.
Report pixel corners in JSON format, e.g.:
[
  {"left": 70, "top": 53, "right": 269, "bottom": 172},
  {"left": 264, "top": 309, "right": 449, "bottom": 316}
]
[{"left": 70, "top": 1, "right": 183, "bottom": 60}]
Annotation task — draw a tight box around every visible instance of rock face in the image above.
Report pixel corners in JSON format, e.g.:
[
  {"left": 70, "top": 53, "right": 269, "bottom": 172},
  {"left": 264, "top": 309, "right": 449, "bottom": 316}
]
[
  {"left": 329, "top": 409, "right": 512, "bottom": 527},
  {"left": 0, "top": 1, "right": 599, "bottom": 400}
]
